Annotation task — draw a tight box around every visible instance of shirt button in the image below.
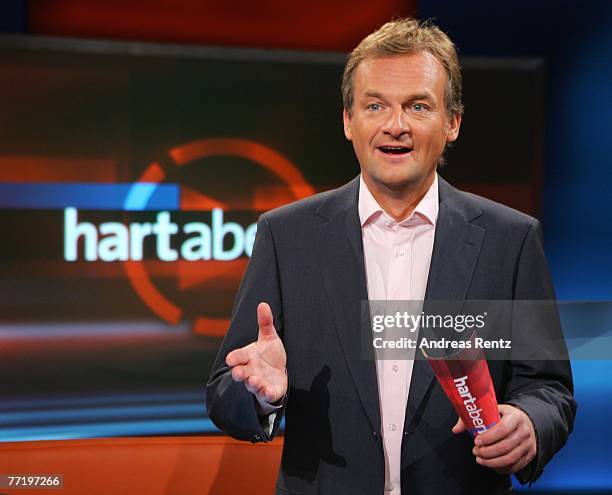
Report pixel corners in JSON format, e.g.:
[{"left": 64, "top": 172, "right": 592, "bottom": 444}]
[
  {"left": 397, "top": 249, "right": 406, "bottom": 257},
  {"left": 392, "top": 364, "right": 399, "bottom": 373},
  {"left": 389, "top": 423, "right": 397, "bottom": 431},
  {"left": 385, "top": 481, "right": 394, "bottom": 491}
]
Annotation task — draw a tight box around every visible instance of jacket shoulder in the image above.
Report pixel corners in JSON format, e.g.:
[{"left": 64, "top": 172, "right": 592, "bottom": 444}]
[
  {"left": 445, "top": 181, "right": 540, "bottom": 231},
  {"left": 260, "top": 177, "right": 358, "bottom": 225}
]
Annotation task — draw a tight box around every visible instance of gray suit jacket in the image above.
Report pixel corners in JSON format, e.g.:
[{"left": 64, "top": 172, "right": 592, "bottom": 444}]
[{"left": 206, "top": 176, "right": 576, "bottom": 495}]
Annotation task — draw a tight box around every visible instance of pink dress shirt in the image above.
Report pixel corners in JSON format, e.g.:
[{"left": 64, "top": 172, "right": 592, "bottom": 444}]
[{"left": 358, "top": 174, "right": 439, "bottom": 494}]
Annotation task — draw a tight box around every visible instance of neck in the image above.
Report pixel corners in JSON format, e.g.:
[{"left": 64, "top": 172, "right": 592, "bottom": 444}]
[{"left": 364, "top": 174, "right": 435, "bottom": 222}]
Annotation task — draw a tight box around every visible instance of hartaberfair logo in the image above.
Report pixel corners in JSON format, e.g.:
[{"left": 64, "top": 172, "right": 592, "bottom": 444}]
[{"left": 63, "top": 138, "right": 315, "bottom": 336}]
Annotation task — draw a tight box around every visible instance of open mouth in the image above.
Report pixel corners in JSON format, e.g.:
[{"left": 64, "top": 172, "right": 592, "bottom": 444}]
[{"left": 377, "top": 145, "right": 413, "bottom": 156}]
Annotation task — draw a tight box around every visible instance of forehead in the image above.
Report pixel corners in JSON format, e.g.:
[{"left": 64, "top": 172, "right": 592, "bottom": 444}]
[{"left": 353, "top": 51, "right": 447, "bottom": 99}]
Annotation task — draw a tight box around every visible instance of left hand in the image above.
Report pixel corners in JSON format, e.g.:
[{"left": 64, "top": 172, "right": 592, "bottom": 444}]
[{"left": 452, "top": 404, "right": 537, "bottom": 474}]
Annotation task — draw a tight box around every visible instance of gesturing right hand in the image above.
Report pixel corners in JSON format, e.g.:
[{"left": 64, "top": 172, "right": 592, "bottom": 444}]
[{"left": 226, "top": 302, "right": 288, "bottom": 405}]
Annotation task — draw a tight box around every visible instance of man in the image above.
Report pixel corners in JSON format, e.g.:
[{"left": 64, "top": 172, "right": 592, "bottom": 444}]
[{"left": 206, "top": 18, "right": 576, "bottom": 495}]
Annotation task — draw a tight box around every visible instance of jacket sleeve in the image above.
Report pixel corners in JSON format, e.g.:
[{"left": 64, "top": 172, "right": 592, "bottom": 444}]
[
  {"left": 503, "top": 220, "right": 577, "bottom": 484},
  {"left": 205, "top": 214, "right": 286, "bottom": 443}
]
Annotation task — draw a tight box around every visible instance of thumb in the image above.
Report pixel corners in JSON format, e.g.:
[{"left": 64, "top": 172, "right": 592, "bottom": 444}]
[
  {"left": 257, "top": 302, "right": 277, "bottom": 339},
  {"left": 452, "top": 416, "right": 467, "bottom": 434}
]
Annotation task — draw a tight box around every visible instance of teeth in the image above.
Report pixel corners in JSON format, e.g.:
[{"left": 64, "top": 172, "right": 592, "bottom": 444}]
[{"left": 379, "top": 146, "right": 411, "bottom": 154}]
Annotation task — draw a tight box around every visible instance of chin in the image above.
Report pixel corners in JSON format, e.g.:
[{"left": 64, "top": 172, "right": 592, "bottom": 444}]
[{"left": 376, "top": 171, "right": 423, "bottom": 189}]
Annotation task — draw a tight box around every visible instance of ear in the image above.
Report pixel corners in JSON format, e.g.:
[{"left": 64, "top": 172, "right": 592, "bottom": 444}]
[
  {"left": 343, "top": 108, "right": 353, "bottom": 141},
  {"left": 446, "top": 113, "right": 462, "bottom": 143}
]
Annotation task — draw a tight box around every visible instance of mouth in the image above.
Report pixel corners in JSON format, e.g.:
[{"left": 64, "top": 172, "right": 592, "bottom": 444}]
[{"left": 377, "top": 145, "right": 413, "bottom": 156}]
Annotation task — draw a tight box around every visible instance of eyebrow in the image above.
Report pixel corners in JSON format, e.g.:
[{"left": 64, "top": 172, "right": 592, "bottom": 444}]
[
  {"left": 363, "top": 90, "right": 435, "bottom": 102},
  {"left": 363, "top": 91, "right": 385, "bottom": 100},
  {"left": 408, "top": 92, "right": 435, "bottom": 102}
]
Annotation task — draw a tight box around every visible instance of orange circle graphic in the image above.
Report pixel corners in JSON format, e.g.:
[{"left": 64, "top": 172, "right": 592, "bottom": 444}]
[{"left": 124, "top": 138, "right": 315, "bottom": 337}]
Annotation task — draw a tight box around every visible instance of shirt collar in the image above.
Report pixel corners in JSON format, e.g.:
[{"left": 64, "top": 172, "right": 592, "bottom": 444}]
[{"left": 358, "top": 173, "right": 439, "bottom": 228}]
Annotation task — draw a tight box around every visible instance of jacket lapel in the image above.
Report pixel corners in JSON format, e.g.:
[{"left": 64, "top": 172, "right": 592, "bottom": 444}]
[
  {"left": 405, "top": 177, "right": 485, "bottom": 435},
  {"left": 314, "top": 177, "right": 381, "bottom": 434}
]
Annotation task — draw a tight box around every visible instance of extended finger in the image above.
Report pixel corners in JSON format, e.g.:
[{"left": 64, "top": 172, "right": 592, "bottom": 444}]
[
  {"left": 233, "top": 358, "right": 263, "bottom": 380},
  {"left": 231, "top": 365, "right": 249, "bottom": 382},
  {"left": 246, "top": 379, "right": 282, "bottom": 404},
  {"left": 245, "top": 375, "right": 262, "bottom": 395},
  {"left": 257, "top": 302, "right": 277, "bottom": 338},
  {"left": 226, "top": 345, "right": 254, "bottom": 367}
]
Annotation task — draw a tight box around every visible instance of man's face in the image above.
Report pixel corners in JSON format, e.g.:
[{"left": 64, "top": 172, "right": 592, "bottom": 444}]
[{"left": 343, "top": 51, "right": 461, "bottom": 196}]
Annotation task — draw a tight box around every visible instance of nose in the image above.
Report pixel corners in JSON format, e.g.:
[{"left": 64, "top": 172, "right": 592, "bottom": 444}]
[{"left": 381, "top": 106, "right": 410, "bottom": 138}]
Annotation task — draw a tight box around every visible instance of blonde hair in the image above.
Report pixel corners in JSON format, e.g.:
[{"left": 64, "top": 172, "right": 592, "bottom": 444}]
[{"left": 342, "top": 18, "right": 464, "bottom": 119}]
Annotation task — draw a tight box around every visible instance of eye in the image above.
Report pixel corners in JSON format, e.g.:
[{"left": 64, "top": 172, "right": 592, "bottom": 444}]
[
  {"left": 367, "top": 103, "right": 383, "bottom": 112},
  {"left": 412, "top": 103, "right": 429, "bottom": 112}
]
